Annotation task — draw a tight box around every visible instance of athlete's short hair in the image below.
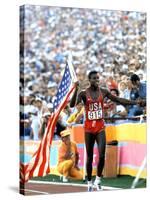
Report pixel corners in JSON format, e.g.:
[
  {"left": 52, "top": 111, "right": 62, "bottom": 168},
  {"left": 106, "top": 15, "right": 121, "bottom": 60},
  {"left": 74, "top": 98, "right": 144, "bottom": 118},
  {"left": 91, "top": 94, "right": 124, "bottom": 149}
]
[{"left": 88, "top": 70, "right": 99, "bottom": 79}]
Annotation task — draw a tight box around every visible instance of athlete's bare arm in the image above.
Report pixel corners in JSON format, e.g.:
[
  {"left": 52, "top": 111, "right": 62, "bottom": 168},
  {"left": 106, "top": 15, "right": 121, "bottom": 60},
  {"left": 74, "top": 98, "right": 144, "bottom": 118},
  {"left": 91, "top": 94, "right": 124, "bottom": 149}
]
[
  {"left": 70, "top": 83, "right": 86, "bottom": 107},
  {"left": 100, "top": 87, "right": 145, "bottom": 106}
]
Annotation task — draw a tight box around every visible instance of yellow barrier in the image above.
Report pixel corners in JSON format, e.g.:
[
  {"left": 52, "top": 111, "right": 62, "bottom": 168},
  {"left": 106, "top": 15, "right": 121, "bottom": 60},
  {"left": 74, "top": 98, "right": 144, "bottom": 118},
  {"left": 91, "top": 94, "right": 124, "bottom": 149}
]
[
  {"left": 105, "top": 123, "right": 146, "bottom": 144},
  {"left": 70, "top": 123, "right": 146, "bottom": 144}
]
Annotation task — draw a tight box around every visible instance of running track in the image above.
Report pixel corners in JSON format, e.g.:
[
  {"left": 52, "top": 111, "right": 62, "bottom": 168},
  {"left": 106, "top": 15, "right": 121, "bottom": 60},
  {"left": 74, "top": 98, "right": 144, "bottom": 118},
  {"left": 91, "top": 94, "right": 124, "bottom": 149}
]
[{"left": 20, "top": 181, "right": 120, "bottom": 196}]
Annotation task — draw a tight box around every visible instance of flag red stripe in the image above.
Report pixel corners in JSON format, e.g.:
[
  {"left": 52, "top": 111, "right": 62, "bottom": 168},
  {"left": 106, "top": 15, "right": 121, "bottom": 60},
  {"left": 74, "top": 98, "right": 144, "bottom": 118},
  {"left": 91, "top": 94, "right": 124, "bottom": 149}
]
[
  {"left": 37, "top": 132, "right": 49, "bottom": 176},
  {"left": 46, "top": 163, "right": 50, "bottom": 174},
  {"left": 20, "top": 162, "right": 29, "bottom": 182},
  {"left": 37, "top": 114, "right": 56, "bottom": 176},
  {"left": 28, "top": 118, "right": 52, "bottom": 178},
  {"left": 28, "top": 144, "right": 42, "bottom": 178}
]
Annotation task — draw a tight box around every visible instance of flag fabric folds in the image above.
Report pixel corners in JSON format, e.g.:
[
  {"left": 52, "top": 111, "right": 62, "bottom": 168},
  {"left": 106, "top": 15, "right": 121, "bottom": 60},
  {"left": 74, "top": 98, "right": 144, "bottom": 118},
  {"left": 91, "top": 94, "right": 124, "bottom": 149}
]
[{"left": 20, "top": 62, "right": 76, "bottom": 183}]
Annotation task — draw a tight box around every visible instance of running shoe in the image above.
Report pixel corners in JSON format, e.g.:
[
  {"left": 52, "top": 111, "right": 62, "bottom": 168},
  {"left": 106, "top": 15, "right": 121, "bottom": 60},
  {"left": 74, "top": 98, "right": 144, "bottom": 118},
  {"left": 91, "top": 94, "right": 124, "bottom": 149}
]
[
  {"left": 87, "top": 184, "right": 93, "bottom": 192},
  {"left": 94, "top": 180, "right": 102, "bottom": 191}
]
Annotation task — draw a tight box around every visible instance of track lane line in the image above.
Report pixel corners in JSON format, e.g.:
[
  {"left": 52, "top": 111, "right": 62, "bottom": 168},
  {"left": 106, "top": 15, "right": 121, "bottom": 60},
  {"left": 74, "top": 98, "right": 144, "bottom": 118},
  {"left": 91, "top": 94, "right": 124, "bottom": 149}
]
[
  {"left": 20, "top": 188, "right": 49, "bottom": 195},
  {"left": 28, "top": 180, "right": 121, "bottom": 190}
]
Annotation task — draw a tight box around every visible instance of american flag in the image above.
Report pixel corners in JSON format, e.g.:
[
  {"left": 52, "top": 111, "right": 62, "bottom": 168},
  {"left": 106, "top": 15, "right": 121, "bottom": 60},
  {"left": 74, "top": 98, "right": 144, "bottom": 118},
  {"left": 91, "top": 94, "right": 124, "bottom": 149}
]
[
  {"left": 54, "top": 64, "right": 72, "bottom": 110},
  {"left": 20, "top": 61, "right": 77, "bottom": 183}
]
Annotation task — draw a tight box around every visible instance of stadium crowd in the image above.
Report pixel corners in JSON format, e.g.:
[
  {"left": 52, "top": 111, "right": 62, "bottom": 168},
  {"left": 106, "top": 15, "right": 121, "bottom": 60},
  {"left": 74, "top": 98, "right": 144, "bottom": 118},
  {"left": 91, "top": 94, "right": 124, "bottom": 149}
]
[{"left": 20, "top": 5, "right": 146, "bottom": 140}]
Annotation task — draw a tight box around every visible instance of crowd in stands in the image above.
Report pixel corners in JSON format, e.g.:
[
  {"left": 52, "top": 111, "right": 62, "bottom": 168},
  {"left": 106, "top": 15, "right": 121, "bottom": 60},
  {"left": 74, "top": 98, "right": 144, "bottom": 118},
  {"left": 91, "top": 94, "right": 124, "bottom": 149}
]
[{"left": 20, "top": 5, "right": 146, "bottom": 140}]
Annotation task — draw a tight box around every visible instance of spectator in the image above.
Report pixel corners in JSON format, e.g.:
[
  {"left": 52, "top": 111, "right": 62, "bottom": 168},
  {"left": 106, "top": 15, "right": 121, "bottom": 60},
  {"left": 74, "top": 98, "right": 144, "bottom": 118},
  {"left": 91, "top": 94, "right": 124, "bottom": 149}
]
[
  {"left": 106, "top": 76, "right": 118, "bottom": 90},
  {"left": 20, "top": 117, "right": 33, "bottom": 140},
  {"left": 38, "top": 112, "right": 51, "bottom": 139},
  {"left": 34, "top": 97, "right": 49, "bottom": 121},
  {"left": 104, "top": 88, "right": 128, "bottom": 122},
  {"left": 125, "top": 79, "right": 133, "bottom": 100},
  {"left": 67, "top": 102, "right": 84, "bottom": 125},
  {"left": 130, "top": 74, "right": 146, "bottom": 99},
  {"left": 46, "top": 81, "right": 57, "bottom": 103},
  {"left": 57, "top": 129, "right": 83, "bottom": 182},
  {"left": 128, "top": 74, "right": 146, "bottom": 117},
  {"left": 59, "top": 105, "right": 71, "bottom": 127},
  {"left": 29, "top": 106, "right": 40, "bottom": 140},
  {"left": 109, "top": 89, "right": 128, "bottom": 124},
  {"left": 118, "top": 81, "right": 128, "bottom": 99}
]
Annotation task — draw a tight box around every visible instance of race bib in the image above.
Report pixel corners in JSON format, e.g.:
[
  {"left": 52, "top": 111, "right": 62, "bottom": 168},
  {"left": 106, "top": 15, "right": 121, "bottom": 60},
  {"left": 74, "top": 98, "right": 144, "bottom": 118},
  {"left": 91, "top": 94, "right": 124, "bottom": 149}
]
[{"left": 88, "top": 110, "right": 102, "bottom": 120}]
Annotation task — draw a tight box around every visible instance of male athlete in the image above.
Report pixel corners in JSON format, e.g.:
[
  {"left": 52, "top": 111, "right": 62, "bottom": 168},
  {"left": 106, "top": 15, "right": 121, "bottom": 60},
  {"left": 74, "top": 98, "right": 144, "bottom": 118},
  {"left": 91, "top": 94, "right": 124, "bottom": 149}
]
[{"left": 70, "top": 70, "right": 145, "bottom": 192}]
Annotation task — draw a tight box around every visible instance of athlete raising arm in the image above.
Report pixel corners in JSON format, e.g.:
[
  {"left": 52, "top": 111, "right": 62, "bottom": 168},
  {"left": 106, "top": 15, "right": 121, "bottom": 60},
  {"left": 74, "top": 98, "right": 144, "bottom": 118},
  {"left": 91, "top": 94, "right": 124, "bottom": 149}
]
[{"left": 70, "top": 70, "right": 145, "bottom": 192}]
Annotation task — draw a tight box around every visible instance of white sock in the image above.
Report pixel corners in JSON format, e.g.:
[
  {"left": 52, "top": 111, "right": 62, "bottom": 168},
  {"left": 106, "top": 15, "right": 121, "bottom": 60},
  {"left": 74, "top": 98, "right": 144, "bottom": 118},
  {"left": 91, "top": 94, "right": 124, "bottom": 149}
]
[
  {"left": 88, "top": 181, "right": 92, "bottom": 185},
  {"left": 63, "top": 176, "right": 68, "bottom": 182},
  {"left": 95, "top": 176, "right": 101, "bottom": 183}
]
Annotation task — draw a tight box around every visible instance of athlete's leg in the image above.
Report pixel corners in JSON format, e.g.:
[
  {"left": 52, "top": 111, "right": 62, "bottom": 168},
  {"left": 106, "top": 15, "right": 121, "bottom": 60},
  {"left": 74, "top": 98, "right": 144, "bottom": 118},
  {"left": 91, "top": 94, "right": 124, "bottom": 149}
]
[
  {"left": 95, "top": 130, "right": 106, "bottom": 177},
  {"left": 85, "top": 132, "right": 95, "bottom": 181}
]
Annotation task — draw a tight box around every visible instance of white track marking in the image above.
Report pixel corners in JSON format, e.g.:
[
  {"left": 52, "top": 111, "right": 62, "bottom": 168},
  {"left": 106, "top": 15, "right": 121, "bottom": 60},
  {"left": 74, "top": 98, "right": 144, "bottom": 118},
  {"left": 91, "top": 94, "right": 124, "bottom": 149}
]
[
  {"left": 20, "top": 188, "right": 49, "bottom": 195},
  {"left": 29, "top": 180, "right": 121, "bottom": 190}
]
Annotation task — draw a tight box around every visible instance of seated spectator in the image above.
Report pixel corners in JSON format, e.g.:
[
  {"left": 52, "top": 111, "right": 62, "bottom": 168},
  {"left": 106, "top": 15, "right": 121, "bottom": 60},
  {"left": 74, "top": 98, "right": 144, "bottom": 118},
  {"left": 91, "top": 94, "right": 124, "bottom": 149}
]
[
  {"left": 38, "top": 112, "right": 51, "bottom": 139},
  {"left": 34, "top": 97, "right": 49, "bottom": 117},
  {"left": 46, "top": 81, "right": 57, "bottom": 103},
  {"left": 47, "top": 102, "right": 54, "bottom": 113},
  {"left": 130, "top": 85, "right": 139, "bottom": 101},
  {"left": 125, "top": 79, "right": 133, "bottom": 100},
  {"left": 38, "top": 111, "right": 64, "bottom": 140},
  {"left": 20, "top": 117, "right": 33, "bottom": 140},
  {"left": 128, "top": 74, "right": 146, "bottom": 117},
  {"left": 57, "top": 129, "right": 83, "bottom": 182},
  {"left": 118, "top": 81, "right": 129, "bottom": 99},
  {"left": 104, "top": 89, "right": 128, "bottom": 123},
  {"left": 59, "top": 105, "right": 71, "bottom": 127},
  {"left": 29, "top": 106, "right": 40, "bottom": 140},
  {"left": 106, "top": 76, "right": 118, "bottom": 91},
  {"left": 130, "top": 74, "right": 146, "bottom": 99}
]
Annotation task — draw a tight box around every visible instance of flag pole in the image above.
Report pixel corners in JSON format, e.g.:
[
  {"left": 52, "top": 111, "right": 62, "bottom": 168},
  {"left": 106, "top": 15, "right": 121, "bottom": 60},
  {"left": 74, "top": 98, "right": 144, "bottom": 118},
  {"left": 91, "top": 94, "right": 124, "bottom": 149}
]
[{"left": 67, "top": 52, "right": 78, "bottom": 83}]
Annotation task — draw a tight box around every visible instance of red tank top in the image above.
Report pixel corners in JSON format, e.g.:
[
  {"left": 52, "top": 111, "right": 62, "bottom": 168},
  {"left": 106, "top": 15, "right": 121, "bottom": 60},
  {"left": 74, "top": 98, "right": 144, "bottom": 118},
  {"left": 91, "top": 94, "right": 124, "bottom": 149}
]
[{"left": 84, "top": 88, "right": 105, "bottom": 134}]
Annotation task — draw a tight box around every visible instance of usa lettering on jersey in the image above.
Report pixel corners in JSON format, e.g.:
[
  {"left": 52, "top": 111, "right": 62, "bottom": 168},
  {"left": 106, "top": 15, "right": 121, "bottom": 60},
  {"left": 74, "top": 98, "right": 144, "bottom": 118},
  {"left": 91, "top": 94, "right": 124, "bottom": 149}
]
[{"left": 88, "top": 102, "right": 102, "bottom": 120}]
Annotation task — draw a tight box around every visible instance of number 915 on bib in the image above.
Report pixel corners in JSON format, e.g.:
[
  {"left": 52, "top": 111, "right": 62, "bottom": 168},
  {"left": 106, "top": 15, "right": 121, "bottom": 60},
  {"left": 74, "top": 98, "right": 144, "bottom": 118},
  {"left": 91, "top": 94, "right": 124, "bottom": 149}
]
[{"left": 88, "top": 110, "right": 102, "bottom": 120}]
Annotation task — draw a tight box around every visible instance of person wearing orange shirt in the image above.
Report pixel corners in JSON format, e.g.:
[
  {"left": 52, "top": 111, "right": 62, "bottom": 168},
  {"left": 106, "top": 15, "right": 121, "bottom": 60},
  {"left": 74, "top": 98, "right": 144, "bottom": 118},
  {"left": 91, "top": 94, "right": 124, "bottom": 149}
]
[{"left": 57, "top": 129, "right": 83, "bottom": 182}]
